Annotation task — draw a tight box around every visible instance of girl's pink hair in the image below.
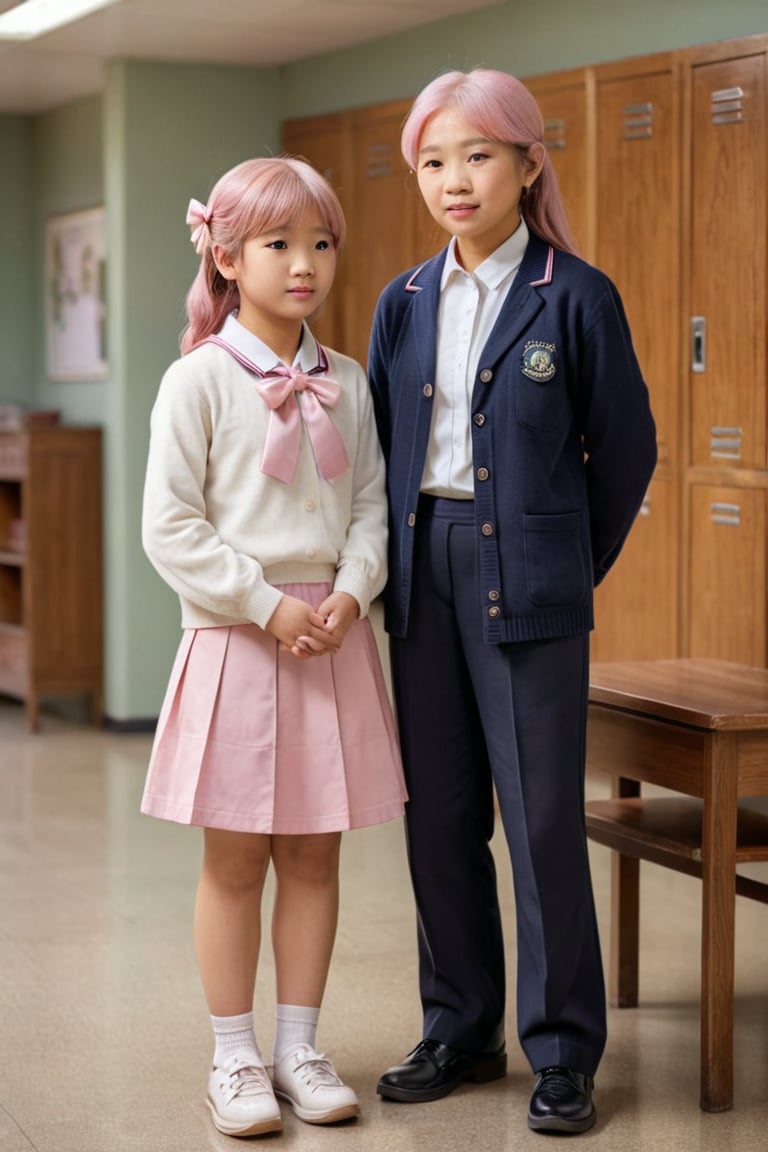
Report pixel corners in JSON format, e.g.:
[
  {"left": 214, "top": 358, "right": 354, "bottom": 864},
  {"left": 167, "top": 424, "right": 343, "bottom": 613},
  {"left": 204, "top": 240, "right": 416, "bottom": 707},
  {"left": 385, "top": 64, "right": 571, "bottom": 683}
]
[
  {"left": 401, "top": 69, "right": 577, "bottom": 256},
  {"left": 181, "top": 156, "right": 346, "bottom": 354}
]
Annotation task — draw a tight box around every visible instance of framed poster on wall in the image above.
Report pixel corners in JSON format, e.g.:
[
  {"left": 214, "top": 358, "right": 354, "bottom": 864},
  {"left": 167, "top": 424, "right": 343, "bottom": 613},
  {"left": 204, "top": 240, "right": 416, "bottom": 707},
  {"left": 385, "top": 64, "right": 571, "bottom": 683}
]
[{"left": 45, "top": 206, "right": 107, "bottom": 381}]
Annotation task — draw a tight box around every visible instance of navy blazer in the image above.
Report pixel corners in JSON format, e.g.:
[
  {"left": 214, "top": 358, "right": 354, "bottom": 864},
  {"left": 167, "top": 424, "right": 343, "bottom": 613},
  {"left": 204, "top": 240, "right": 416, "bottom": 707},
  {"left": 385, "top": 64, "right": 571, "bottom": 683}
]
[{"left": 368, "top": 233, "right": 658, "bottom": 643}]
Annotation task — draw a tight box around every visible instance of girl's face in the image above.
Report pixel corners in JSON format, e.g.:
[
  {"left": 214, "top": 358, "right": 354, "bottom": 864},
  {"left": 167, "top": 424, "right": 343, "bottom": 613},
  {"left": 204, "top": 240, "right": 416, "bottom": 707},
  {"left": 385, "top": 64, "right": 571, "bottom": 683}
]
[
  {"left": 416, "top": 106, "right": 543, "bottom": 271},
  {"left": 215, "top": 206, "right": 337, "bottom": 357}
]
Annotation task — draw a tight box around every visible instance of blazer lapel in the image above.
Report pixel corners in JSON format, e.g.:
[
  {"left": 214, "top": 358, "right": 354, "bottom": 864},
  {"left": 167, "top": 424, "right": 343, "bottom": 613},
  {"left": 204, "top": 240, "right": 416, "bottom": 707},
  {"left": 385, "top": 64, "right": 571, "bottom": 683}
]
[
  {"left": 479, "top": 235, "right": 554, "bottom": 367},
  {"left": 404, "top": 251, "right": 446, "bottom": 382}
]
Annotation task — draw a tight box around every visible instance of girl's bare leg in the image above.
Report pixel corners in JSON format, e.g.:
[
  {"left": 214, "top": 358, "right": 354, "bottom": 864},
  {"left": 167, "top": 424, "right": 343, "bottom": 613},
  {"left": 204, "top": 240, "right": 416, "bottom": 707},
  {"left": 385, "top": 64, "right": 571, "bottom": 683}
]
[
  {"left": 270, "top": 832, "right": 342, "bottom": 1006},
  {"left": 194, "top": 828, "right": 272, "bottom": 1015}
]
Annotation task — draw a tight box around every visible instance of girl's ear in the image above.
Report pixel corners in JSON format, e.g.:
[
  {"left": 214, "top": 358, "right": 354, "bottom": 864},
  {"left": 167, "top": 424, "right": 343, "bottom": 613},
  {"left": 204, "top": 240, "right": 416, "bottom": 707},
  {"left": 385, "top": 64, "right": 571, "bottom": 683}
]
[
  {"left": 523, "top": 142, "right": 546, "bottom": 188},
  {"left": 212, "top": 244, "right": 238, "bottom": 281}
]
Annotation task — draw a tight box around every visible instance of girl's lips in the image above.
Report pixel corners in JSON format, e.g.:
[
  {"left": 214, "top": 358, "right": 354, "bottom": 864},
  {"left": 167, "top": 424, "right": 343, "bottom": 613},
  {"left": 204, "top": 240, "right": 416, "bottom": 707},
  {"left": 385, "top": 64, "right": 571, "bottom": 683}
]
[{"left": 447, "top": 204, "right": 477, "bottom": 216}]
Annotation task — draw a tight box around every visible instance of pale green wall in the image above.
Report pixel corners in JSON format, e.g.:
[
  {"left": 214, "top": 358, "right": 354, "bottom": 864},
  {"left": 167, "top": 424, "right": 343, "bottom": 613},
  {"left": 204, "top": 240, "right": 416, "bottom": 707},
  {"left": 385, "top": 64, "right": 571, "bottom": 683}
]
[
  {"left": 280, "top": 0, "right": 768, "bottom": 117},
  {"left": 0, "top": 118, "right": 34, "bottom": 402},
  {"left": 103, "top": 61, "right": 281, "bottom": 721},
  {"left": 33, "top": 96, "right": 105, "bottom": 421}
]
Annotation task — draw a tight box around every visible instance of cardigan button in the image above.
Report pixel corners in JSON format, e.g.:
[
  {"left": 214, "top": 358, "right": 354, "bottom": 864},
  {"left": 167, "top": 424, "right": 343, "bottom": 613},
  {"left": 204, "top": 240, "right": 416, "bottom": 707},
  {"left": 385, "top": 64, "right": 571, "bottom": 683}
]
[
  {"left": 480, "top": 522, "right": 494, "bottom": 537},
  {"left": 479, "top": 368, "right": 493, "bottom": 383},
  {"left": 423, "top": 383, "right": 433, "bottom": 397},
  {"left": 488, "top": 606, "right": 501, "bottom": 619},
  {"left": 473, "top": 413, "right": 486, "bottom": 426},
  {"left": 488, "top": 589, "right": 500, "bottom": 601},
  {"left": 476, "top": 467, "right": 489, "bottom": 481},
  {"left": 407, "top": 512, "right": 416, "bottom": 527}
]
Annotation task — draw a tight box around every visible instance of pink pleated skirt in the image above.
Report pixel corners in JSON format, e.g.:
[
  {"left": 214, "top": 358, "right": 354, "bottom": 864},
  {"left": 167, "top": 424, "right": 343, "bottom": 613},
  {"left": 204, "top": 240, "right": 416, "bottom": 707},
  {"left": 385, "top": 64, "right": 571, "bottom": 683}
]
[{"left": 141, "top": 584, "right": 406, "bottom": 834}]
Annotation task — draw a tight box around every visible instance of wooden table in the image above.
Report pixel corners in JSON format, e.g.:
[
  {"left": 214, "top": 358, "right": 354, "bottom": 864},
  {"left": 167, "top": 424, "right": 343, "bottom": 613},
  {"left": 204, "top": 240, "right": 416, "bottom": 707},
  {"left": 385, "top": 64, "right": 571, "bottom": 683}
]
[{"left": 585, "top": 658, "right": 768, "bottom": 1112}]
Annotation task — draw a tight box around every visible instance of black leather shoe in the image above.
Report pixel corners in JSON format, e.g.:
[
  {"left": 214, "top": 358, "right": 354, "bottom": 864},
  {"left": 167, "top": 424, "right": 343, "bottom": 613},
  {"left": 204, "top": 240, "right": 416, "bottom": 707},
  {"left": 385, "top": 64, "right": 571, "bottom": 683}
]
[
  {"left": 377, "top": 1038, "right": 507, "bottom": 1102},
  {"left": 527, "top": 1067, "right": 596, "bottom": 1133}
]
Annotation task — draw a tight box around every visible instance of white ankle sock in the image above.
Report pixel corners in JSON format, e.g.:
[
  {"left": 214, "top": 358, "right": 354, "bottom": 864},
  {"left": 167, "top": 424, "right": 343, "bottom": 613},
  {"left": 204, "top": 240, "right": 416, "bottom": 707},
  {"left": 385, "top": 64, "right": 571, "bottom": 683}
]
[
  {"left": 211, "top": 1010, "right": 263, "bottom": 1068},
  {"left": 272, "top": 1004, "right": 320, "bottom": 1064}
]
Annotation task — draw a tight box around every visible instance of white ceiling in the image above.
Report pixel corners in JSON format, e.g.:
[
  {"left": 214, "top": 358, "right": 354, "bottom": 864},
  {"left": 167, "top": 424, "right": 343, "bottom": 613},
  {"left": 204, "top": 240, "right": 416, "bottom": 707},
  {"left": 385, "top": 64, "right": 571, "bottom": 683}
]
[{"left": 0, "top": 0, "right": 500, "bottom": 115}]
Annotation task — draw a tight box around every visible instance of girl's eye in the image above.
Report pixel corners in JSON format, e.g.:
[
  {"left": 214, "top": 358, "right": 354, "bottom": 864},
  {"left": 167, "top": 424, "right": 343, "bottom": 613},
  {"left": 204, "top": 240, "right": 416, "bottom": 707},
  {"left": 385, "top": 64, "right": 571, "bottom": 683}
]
[
  {"left": 422, "top": 159, "right": 442, "bottom": 170},
  {"left": 469, "top": 151, "right": 489, "bottom": 162},
  {"left": 267, "top": 239, "right": 288, "bottom": 250},
  {"left": 315, "top": 240, "right": 330, "bottom": 251}
]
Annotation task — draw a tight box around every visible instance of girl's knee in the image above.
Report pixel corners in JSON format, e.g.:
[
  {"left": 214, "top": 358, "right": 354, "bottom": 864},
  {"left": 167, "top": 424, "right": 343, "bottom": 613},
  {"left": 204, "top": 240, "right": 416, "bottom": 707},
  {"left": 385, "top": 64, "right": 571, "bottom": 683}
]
[
  {"left": 272, "top": 832, "right": 341, "bottom": 883},
  {"left": 202, "top": 829, "right": 271, "bottom": 892}
]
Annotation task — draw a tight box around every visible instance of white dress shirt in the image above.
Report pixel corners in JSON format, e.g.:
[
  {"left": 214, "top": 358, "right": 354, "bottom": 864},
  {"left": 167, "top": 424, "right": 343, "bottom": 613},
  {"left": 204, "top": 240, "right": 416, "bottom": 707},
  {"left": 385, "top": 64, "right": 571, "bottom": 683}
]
[{"left": 420, "top": 220, "right": 529, "bottom": 498}]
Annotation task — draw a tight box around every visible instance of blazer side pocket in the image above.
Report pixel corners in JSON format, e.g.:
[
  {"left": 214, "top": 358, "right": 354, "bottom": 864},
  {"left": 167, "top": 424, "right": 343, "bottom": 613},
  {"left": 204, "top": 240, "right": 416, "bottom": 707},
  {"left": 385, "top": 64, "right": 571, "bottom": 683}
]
[{"left": 523, "top": 511, "right": 587, "bottom": 606}]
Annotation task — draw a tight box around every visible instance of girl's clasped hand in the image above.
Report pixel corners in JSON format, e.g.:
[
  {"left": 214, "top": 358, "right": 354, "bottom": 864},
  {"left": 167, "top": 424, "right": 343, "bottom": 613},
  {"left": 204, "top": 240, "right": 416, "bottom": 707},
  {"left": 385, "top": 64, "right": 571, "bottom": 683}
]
[{"left": 268, "top": 590, "right": 359, "bottom": 657}]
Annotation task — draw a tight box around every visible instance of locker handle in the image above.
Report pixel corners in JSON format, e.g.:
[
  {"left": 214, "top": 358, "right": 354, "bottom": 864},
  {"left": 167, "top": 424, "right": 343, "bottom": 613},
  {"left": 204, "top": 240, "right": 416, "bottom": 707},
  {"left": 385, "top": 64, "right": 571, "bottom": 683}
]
[{"left": 691, "top": 316, "right": 706, "bottom": 373}]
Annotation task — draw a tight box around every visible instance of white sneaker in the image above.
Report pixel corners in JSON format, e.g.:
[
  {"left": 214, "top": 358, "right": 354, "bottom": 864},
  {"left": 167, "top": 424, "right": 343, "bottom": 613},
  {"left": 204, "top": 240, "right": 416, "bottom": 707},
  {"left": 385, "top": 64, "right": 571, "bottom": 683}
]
[
  {"left": 207, "top": 1053, "right": 283, "bottom": 1137},
  {"left": 272, "top": 1043, "right": 360, "bottom": 1125}
]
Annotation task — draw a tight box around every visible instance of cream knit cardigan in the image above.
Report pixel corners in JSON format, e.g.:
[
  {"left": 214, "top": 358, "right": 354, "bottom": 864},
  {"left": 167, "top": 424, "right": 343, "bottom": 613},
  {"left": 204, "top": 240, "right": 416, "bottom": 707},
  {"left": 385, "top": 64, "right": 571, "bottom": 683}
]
[{"left": 142, "top": 335, "right": 387, "bottom": 630}]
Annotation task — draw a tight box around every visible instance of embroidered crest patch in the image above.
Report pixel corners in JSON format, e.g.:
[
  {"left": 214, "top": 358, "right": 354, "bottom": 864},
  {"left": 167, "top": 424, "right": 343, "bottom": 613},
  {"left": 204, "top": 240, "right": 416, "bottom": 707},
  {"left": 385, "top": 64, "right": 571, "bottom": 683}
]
[{"left": 522, "top": 341, "right": 556, "bottom": 381}]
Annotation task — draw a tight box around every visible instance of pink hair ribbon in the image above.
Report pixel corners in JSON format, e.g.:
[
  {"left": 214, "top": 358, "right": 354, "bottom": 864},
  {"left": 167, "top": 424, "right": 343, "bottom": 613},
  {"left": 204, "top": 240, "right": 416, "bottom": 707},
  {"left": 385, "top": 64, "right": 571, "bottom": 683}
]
[
  {"left": 186, "top": 197, "right": 212, "bottom": 254},
  {"left": 256, "top": 365, "right": 350, "bottom": 484}
]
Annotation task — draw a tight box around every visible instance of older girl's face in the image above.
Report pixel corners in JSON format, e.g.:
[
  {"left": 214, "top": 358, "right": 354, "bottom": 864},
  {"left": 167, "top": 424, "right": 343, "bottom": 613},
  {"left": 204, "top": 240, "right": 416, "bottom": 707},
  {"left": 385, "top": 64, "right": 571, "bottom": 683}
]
[{"left": 416, "top": 106, "right": 543, "bottom": 272}]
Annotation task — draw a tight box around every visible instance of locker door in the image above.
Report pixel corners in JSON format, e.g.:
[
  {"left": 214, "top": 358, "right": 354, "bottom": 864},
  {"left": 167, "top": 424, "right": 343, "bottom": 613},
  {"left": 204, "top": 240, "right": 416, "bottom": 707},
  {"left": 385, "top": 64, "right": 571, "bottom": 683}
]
[
  {"left": 349, "top": 101, "right": 441, "bottom": 367},
  {"left": 524, "top": 69, "right": 592, "bottom": 259},
  {"left": 282, "top": 112, "right": 352, "bottom": 353},
  {"left": 594, "top": 55, "right": 682, "bottom": 470},
  {"left": 591, "top": 474, "right": 679, "bottom": 662},
  {"left": 688, "top": 48, "right": 767, "bottom": 470},
  {"left": 688, "top": 484, "right": 766, "bottom": 666}
]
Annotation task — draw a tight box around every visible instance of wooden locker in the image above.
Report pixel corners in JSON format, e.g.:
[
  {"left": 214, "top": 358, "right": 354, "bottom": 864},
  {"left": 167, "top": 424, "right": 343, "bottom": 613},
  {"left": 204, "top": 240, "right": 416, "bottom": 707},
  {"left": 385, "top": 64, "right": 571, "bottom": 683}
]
[
  {"left": 524, "top": 68, "right": 594, "bottom": 260},
  {"left": 349, "top": 100, "right": 440, "bottom": 366},
  {"left": 591, "top": 473, "right": 679, "bottom": 662},
  {"left": 590, "top": 54, "right": 683, "bottom": 660},
  {"left": 282, "top": 112, "right": 353, "bottom": 354},
  {"left": 594, "top": 53, "right": 682, "bottom": 470},
  {"left": 687, "top": 483, "right": 766, "bottom": 666},
  {"left": 686, "top": 39, "right": 768, "bottom": 471}
]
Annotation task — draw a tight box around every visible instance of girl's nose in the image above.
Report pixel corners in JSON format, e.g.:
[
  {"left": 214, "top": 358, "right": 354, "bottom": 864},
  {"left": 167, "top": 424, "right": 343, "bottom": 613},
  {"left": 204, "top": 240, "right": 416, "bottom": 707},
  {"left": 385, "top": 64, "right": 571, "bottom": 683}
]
[
  {"left": 443, "top": 164, "right": 470, "bottom": 193},
  {"left": 291, "top": 250, "right": 314, "bottom": 275}
]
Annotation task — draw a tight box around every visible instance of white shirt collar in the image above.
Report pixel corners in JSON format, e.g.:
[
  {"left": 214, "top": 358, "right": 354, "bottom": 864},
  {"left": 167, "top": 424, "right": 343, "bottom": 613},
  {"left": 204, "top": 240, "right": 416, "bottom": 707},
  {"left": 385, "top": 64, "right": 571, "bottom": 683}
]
[
  {"left": 441, "top": 218, "right": 530, "bottom": 291},
  {"left": 217, "top": 312, "right": 320, "bottom": 372}
]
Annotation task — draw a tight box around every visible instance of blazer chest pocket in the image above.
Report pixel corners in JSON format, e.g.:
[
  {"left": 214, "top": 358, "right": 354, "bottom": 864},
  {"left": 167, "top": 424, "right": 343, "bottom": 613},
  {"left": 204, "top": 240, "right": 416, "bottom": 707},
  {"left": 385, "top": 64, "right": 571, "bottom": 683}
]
[{"left": 523, "top": 511, "right": 587, "bottom": 606}]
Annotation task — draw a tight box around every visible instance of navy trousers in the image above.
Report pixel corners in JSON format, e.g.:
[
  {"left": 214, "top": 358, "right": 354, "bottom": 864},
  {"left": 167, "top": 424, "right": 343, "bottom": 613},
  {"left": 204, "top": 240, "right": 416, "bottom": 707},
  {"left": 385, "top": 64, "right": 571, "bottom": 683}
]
[{"left": 389, "top": 497, "right": 607, "bottom": 1075}]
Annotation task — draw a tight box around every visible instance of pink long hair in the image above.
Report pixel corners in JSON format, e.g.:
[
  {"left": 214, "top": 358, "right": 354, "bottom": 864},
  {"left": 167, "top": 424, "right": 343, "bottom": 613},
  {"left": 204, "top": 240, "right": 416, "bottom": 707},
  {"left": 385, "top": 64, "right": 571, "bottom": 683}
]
[
  {"left": 181, "top": 156, "right": 346, "bottom": 354},
  {"left": 401, "top": 69, "right": 577, "bottom": 256}
]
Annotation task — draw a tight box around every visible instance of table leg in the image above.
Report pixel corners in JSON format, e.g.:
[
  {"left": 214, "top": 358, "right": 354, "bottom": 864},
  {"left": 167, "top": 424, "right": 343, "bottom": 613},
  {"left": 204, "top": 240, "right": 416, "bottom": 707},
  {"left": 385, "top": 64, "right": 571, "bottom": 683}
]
[
  {"left": 700, "top": 732, "right": 737, "bottom": 1112},
  {"left": 609, "top": 777, "right": 640, "bottom": 1007}
]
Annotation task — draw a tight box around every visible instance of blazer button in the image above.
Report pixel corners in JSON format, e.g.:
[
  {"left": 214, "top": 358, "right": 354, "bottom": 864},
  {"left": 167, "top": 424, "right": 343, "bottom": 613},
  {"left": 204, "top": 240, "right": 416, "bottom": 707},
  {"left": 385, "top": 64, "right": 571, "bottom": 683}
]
[
  {"left": 407, "top": 512, "right": 416, "bottom": 527},
  {"left": 476, "top": 467, "right": 489, "bottom": 481},
  {"left": 480, "top": 522, "right": 494, "bottom": 537},
  {"left": 473, "top": 413, "right": 486, "bottom": 426},
  {"left": 479, "top": 368, "right": 493, "bottom": 383},
  {"left": 488, "top": 606, "right": 501, "bottom": 618},
  {"left": 423, "top": 383, "right": 433, "bottom": 397},
  {"left": 488, "top": 589, "right": 500, "bottom": 601}
]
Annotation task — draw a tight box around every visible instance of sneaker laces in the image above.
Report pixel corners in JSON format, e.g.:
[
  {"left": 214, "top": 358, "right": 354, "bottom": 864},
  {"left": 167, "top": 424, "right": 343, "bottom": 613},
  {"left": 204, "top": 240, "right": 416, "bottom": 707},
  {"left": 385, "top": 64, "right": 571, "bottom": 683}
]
[
  {"left": 217, "top": 1054, "right": 272, "bottom": 1104},
  {"left": 287, "top": 1047, "right": 344, "bottom": 1093}
]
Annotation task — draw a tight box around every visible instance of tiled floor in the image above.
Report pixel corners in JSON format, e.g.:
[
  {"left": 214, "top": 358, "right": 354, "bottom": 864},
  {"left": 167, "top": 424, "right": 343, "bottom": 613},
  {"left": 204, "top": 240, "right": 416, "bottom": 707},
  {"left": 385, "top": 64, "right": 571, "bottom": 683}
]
[{"left": 1, "top": 692, "right": 767, "bottom": 1151}]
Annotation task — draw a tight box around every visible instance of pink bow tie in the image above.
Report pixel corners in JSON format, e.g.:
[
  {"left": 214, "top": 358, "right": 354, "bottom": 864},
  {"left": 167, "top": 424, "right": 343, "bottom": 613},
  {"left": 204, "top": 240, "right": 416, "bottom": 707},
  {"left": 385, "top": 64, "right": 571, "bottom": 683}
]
[{"left": 256, "top": 364, "right": 350, "bottom": 484}]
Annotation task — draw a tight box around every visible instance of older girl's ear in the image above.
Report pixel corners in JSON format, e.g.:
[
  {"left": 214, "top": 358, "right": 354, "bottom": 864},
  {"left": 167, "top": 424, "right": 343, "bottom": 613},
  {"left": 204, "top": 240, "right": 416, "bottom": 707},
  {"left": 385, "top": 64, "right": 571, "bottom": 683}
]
[{"left": 524, "top": 142, "right": 546, "bottom": 187}]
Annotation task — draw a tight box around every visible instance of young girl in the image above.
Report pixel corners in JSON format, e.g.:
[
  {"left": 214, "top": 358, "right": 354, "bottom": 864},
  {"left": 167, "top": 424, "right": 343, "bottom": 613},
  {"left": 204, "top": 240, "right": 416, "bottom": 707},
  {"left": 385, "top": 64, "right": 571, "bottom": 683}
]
[
  {"left": 141, "top": 156, "right": 406, "bottom": 1138},
  {"left": 369, "top": 70, "right": 657, "bottom": 1135}
]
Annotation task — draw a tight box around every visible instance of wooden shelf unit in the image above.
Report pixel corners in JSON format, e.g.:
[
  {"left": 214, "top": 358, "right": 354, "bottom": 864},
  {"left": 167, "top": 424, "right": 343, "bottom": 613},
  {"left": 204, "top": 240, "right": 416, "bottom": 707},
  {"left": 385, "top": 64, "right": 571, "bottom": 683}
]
[{"left": 0, "top": 425, "right": 103, "bottom": 730}]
